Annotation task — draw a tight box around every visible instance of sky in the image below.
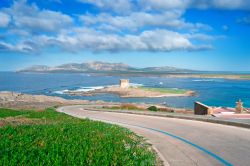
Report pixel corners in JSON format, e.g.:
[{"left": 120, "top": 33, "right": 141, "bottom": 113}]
[{"left": 0, "top": 0, "right": 250, "bottom": 71}]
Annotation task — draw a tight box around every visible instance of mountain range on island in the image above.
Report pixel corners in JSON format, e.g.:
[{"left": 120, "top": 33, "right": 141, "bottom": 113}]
[{"left": 18, "top": 61, "right": 196, "bottom": 75}]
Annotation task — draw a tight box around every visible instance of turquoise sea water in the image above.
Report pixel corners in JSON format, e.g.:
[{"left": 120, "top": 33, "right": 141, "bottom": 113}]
[{"left": 0, "top": 72, "right": 249, "bottom": 109}]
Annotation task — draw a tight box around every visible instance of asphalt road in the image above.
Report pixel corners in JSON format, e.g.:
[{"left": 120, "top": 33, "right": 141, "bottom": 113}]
[{"left": 58, "top": 106, "right": 250, "bottom": 166}]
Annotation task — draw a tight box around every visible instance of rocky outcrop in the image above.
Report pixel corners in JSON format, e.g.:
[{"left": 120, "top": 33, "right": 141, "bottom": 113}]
[{"left": 0, "top": 91, "right": 92, "bottom": 109}]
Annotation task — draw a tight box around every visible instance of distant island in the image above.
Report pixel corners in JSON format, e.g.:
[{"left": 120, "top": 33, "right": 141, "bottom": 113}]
[
  {"left": 18, "top": 61, "right": 250, "bottom": 80},
  {"left": 18, "top": 61, "right": 194, "bottom": 74}
]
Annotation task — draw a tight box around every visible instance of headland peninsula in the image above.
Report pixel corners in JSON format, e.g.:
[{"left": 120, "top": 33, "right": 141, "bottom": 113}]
[{"left": 66, "top": 85, "right": 195, "bottom": 98}]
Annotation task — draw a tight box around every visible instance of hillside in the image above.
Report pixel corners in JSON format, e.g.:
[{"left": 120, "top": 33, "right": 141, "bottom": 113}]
[{"left": 18, "top": 61, "right": 195, "bottom": 75}]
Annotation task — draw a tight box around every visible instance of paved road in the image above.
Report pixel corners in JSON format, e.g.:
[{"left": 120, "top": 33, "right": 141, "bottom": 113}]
[{"left": 58, "top": 106, "right": 250, "bottom": 166}]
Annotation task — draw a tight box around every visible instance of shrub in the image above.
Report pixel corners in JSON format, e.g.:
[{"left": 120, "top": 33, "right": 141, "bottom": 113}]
[
  {"left": 158, "top": 107, "right": 175, "bottom": 113},
  {"left": 147, "top": 106, "right": 158, "bottom": 112},
  {"left": 121, "top": 104, "right": 140, "bottom": 110}
]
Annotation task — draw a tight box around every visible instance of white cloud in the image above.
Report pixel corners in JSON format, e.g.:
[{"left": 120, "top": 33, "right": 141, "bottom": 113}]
[
  {"left": 0, "top": 0, "right": 221, "bottom": 54},
  {"left": 0, "top": 12, "right": 10, "bottom": 27},
  {"left": 0, "top": 41, "right": 36, "bottom": 53},
  {"left": 80, "top": 11, "right": 212, "bottom": 32},
  {"left": 79, "top": 0, "right": 133, "bottom": 14},
  {"left": 185, "top": 33, "right": 215, "bottom": 41},
  {"left": 30, "top": 28, "right": 211, "bottom": 52},
  {"left": 139, "top": 0, "right": 188, "bottom": 10},
  {"left": 5, "top": 0, "right": 73, "bottom": 33},
  {"left": 135, "top": 29, "right": 193, "bottom": 51},
  {"left": 208, "top": 0, "right": 250, "bottom": 10},
  {"left": 140, "top": 0, "right": 250, "bottom": 11}
]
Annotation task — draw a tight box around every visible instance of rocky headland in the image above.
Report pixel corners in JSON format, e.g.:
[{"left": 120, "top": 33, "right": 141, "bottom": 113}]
[{"left": 0, "top": 91, "right": 101, "bottom": 109}]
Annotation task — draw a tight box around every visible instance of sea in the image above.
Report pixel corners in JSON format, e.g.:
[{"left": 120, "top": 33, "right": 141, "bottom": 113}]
[{"left": 0, "top": 72, "right": 250, "bottom": 109}]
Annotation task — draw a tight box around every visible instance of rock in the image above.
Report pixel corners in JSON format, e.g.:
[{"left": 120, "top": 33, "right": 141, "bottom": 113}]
[{"left": 0, "top": 91, "right": 90, "bottom": 109}]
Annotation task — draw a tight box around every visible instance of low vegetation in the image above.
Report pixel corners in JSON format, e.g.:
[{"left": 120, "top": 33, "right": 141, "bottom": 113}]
[
  {"left": 138, "top": 87, "right": 188, "bottom": 94},
  {"left": 102, "top": 104, "right": 145, "bottom": 111},
  {"left": 0, "top": 108, "right": 30, "bottom": 118},
  {"left": 147, "top": 106, "right": 158, "bottom": 112},
  {"left": 240, "top": 75, "right": 250, "bottom": 79},
  {"left": 103, "top": 104, "right": 177, "bottom": 113},
  {"left": 0, "top": 108, "right": 157, "bottom": 166}
]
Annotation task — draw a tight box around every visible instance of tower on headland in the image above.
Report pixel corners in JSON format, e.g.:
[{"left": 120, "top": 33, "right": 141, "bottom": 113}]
[
  {"left": 235, "top": 99, "right": 244, "bottom": 113},
  {"left": 120, "top": 79, "right": 129, "bottom": 88}
]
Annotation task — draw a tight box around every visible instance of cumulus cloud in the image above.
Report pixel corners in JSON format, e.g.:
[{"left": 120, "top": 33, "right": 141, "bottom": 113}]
[
  {"left": 206, "top": 0, "right": 250, "bottom": 10},
  {"left": 79, "top": 0, "right": 133, "bottom": 14},
  {"left": 4, "top": 0, "right": 73, "bottom": 33},
  {"left": 27, "top": 28, "right": 212, "bottom": 52},
  {"left": 80, "top": 0, "right": 250, "bottom": 11},
  {"left": 0, "top": 0, "right": 227, "bottom": 54},
  {"left": 140, "top": 0, "right": 250, "bottom": 10},
  {"left": 0, "top": 41, "right": 36, "bottom": 53},
  {"left": 80, "top": 11, "right": 212, "bottom": 32},
  {"left": 0, "top": 12, "right": 10, "bottom": 27},
  {"left": 139, "top": 0, "right": 188, "bottom": 10}
]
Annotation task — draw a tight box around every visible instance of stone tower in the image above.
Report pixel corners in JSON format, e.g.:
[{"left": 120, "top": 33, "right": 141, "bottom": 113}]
[
  {"left": 235, "top": 99, "right": 243, "bottom": 113},
  {"left": 120, "top": 79, "right": 129, "bottom": 88}
]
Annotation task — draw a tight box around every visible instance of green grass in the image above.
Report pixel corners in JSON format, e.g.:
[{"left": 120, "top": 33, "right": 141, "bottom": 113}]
[
  {"left": 240, "top": 75, "right": 250, "bottom": 79},
  {"left": 0, "top": 108, "right": 30, "bottom": 118},
  {"left": 0, "top": 108, "right": 156, "bottom": 166},
  {"left": 138, "top": 86, "right": 187, "bottom": 94}
]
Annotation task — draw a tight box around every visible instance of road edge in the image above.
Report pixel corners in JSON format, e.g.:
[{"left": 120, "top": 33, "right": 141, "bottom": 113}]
[{"left": 77, "top": 106, "right": 250, "bottom": 129}]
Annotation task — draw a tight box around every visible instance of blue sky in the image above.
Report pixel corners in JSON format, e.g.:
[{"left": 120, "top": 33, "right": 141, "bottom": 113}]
[{"left": 0, "top": 0, "right": 250, "bottom": 71}]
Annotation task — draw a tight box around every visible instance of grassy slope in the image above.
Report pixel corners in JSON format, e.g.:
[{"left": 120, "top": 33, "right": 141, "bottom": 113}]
[
  {"left": 0, "top": 108, "right": 156, "bottom": 166},
  {"left": 138, "top": 86, "right": 187, "bottom": 94},
  {"left": 0, "top": 108, "right": 30, "bottom": 118}
]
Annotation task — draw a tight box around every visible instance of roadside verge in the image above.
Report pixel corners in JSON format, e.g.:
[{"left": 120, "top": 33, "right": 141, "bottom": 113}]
[{"left": 79, "top": 105, "right": 250, "bottom": 129}]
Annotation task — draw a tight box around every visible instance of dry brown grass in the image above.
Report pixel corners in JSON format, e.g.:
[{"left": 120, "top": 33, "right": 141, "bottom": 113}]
[{"left": 103, "top": 104, "right": 146, "bottom": 111}]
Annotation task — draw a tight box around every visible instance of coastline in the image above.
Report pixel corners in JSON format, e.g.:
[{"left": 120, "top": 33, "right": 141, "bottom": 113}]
[
  {"left": 2, "top": 91, "right": 250, "bottom": 128},
  {"left": 0, "top": 91, "right": 92, "bottom": 110},
  {"left": 66, "top": 86, "right": 195, "bottom": 98},
  {"left": 0, "top": 91, "right": 192, "bottom": 113},
  {"left": 90, "top": 73, "right": 250, "bottom": 80},
  {"left": 167, "top": 74, "right": 250, "bottom": 80},
  {"left": 15, "top": 71, "right": 250, "bottom": 80}
]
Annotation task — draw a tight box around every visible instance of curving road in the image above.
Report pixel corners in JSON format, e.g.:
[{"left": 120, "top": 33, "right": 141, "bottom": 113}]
[{"left": 58, "top": 105, "right": 250, "bottom": 166}]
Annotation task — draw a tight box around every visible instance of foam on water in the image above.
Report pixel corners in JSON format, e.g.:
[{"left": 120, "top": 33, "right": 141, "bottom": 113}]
[
  {"left": 52, "top": 83, "right": 143, "bottom": 94},
  {"left": 53, "top": 89, "right": 69, "bottom": 94},
  {"left": 53, "top": 86, "right": 105, "bottom": 94},
  {"left": 129, "top": 83, "right": 144, "bottom": 87},
  {"left": 74, "top": 86, "right": 104, "bottom": 92},
  {"left": 192, "top": 79, "right": 221, "bottom": 82}
]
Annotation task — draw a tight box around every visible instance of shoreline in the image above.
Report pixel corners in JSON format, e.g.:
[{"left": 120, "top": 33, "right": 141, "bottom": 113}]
[
  {"left": 0, "top": 91, "right": 92, "bottom": 110},
  {"left": 9, "top": 71, "right": 250, "bottom": 80},
  {"left": 66, "top": 86, "right": 195, "bottom": 98},
  {"left": 0, "top": 91, "right": 192, "bottom": 113}
]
